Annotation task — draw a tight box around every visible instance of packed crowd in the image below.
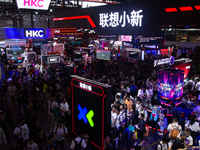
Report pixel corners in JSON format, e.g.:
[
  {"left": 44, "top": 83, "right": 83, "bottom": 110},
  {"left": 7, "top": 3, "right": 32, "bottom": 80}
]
[{"left": 0, "top": 45, "right": 200, "bottom": 150}]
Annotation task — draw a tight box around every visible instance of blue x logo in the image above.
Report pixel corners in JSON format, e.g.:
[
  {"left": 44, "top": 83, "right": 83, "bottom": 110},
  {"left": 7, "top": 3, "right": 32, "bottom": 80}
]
[{"left": 78, "top": 105, "right": 88, "bottom": 123}]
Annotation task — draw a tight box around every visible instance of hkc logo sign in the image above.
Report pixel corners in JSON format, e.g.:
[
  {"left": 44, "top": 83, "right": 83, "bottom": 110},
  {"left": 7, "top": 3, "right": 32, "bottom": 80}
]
[
  {"left": 24, "top": 29, "right": 45, "bottom": 38},
  {"left": 16, "top": 0, "right": 51, "bottom": 10},
  {"left": 78, "top": 105, "right": 94, "bottom": 127}
]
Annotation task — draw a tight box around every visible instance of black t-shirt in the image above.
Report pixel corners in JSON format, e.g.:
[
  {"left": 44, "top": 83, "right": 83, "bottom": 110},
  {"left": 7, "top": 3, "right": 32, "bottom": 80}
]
[
  {"left": 0, "top": 119, "right": 9, "bottom": 134},
  {"left": 172, "top": 138, "right": 185, "bottom": 150},
  {"left": 25, "top": 116, "right": 37, "bottom": 131},
  {"left": 138, "top": 119, "right": 145, "bottom": 132},
  {"left": 35, "top": 133, "right": 47, "bottom": 150},
  {"left": 105, "top": 143, "right": 113, "bottom": 150}
]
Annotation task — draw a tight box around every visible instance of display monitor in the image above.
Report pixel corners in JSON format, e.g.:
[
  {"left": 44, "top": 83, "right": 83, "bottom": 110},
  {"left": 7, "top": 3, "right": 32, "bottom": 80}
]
[
  {"left": 96, "top": 50, "right": 111, "bottom": 61},
  {"left": 119, "top": 35, "right": 132, "bottom": 42},
  {"left": 129, "top": 51, "right": 138, "bottom": 58}
]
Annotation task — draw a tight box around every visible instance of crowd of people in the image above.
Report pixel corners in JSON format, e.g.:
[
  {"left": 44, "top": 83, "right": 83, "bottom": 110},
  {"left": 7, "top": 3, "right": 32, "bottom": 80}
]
[{"left": 1, "top": 45, "right": 200, "bottom": 150}]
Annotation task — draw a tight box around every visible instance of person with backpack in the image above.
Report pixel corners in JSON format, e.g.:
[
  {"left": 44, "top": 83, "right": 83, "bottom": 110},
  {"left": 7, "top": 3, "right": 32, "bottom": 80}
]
[
  {"left": 154, "top": 136, "right": 170, "bottom": 150},
  {"left": 13, "top": 118, "right": 29, "bottom": 141},
  {"left": 42, "top": 135, "right": 57, "bottom": 150},
  {"left": 52, "top": 120, "right": 68, "bottom": 150},
  {"left": 171, "top": 131, "right": 187, "bottom": 150},
  {"left": 186, "top": 77, "right": 195, "bottom": 94},
  {"left": 167, "top": 117, "right": 182, "bottom": 150},
  {"left": 117, "top": 121, "right": 130, "bottom": 150},
  {"left": 171, "top": 103, "right": 182, "bottom": 122},
  {"left": 70, "top": 130, "right": 87, "bottom": 150}
]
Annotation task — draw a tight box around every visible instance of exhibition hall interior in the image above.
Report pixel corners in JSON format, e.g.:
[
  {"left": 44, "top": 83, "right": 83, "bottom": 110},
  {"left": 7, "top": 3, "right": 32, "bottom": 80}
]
[{"left": 1, "top": 0, "right": 200, "bottom": 150}]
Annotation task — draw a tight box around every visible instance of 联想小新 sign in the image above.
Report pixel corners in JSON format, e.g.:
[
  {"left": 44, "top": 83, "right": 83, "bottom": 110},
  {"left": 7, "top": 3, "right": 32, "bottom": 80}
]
[
  {"left": 16, "top": 0, "right": 51, "bottom": 10},
  {"left": 99, "top": 10, "right": 143, "bottom": 28}
]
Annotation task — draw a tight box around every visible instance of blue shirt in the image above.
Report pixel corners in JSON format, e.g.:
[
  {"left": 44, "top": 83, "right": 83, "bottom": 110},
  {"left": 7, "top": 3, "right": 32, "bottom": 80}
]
[
  {"left": 42, "top": 140, "right": 57, "bottom": 150},
  {"left": 118, "top": 127, "right": 130, "bottom": 148}
]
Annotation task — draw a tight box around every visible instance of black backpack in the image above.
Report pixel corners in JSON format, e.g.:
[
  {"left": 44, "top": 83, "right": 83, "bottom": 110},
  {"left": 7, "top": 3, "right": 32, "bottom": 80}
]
[
  {"left": 74, "top": 138, "right": 83, "bottom": 150},
  {"left": 187, "top": 81, "right": 193, "bottom": 90},
  {"left": 12, "top": 126, "right": 22, "bottom": 140},
  {"left": 154, "top": 142, "right": 162, "bottom": 150}
]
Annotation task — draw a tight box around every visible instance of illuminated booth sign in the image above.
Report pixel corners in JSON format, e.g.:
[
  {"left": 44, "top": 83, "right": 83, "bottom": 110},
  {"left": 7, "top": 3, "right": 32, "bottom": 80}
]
[
  {"left": 47, "top": 56, "right": 60, "bottom": 64},
  {"left": 24, "top": 29, "right": 45, "bottom": 38},
  {"left": 0, "top": 28, "right": 54, "bottom": 39},
  {"left": 99, "top": 10, "right": 143, "bottom": 28},
  {"left": 70, "top": 75, "right": 111, "bottom": 150},
  {"left": 157, "top": 69, "right": 184, "bottom": 105},
  {"left": 16, "top": 0, "right": 51, "bottom": 10}
]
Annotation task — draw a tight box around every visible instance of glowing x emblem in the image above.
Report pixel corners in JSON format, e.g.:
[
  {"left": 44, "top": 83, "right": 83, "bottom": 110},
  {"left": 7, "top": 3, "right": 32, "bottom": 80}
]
[{"left": 78, "top": 105, "right": 94, "bottom": 127}]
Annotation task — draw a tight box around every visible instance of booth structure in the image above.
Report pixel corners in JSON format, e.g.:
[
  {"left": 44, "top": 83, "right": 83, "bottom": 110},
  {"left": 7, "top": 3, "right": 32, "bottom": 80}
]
[
  {"left": 157, "top": 69, "right": 184, "bottom": 105},
  {"left": 70, "top": 75, "right": 111, "bottom": 150},
  {"left": 171, "top": 58, "right": 192, "bottom": 79}
]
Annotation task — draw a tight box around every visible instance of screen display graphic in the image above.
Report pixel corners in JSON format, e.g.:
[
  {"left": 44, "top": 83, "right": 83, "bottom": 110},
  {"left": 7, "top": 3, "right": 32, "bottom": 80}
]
[{"left": 157, "top": 69, "right": 184, "bottom": 105}]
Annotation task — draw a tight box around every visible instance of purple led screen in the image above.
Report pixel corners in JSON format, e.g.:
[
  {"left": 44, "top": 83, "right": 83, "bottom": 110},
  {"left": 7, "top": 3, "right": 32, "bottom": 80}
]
[{"left": 157, "top": 69, "right": 184, "bottom": 105}]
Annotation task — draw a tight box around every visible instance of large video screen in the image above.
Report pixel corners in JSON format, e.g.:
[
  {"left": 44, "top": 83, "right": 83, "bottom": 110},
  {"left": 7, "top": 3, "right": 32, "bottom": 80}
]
[
  {"left": 96, "top": 50, "right": 111, "bottom": 61},
  {"left": 157, "top": 69, "right": 184, "bottom": 105}
]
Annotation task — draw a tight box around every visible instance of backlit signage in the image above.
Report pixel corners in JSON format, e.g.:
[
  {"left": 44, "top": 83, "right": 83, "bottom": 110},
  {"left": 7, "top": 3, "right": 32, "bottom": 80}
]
[
  {"left": 139, "top": 37, "right": 163, "bottom": 43},
  {"left": 99, "top": 10, "right": 143, "bottom": 28},
  {"left": 80, "top": 82, "right": 92, "bottom": 91},
  {"left": 78, "top": 104, "right": 94, "bottom": 127},
  {"left": 16, "top": 0, "right": 51, "bottom": 10},
  {"left": 24, "top": 29, "right": 45, "bottom": 38},
  {"left": 70, "top": 75, "right": 111, "bottom": 150},
  {"left": 47, "top": 56, "right": 60, "bottom": 63},
  {"left": 154, "top": 56, "right": 175, "bottom": 67}
]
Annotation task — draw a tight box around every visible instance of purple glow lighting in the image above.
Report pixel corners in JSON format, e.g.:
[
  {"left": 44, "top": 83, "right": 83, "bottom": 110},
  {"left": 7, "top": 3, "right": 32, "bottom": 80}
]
[{"left": 157, "top": 69, "right": 184, "bottom": 104}]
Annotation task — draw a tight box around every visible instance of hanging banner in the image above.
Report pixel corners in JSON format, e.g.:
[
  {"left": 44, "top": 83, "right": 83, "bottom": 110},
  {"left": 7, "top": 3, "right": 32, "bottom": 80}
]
[{"left": 16, "top": 0, "right": 51, "bottom": 10}]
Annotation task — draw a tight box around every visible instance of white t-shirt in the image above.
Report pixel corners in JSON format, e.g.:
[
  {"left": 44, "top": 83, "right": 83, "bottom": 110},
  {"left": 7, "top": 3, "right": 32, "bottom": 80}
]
[
  {"left": 111, "top": 112, "right": 117, "bottom": 128},
  {"left": 70, "top": 137, "right": 87, "bottom": 149},
  {"left": 48, "top": 101, "right": 58, "bottom": 115},
  {"left": 146, "top": 89, "right": 153, "bottom": 100},
  {"left": 27, "top": 142, "right": 39, "bottom": 150},
  {"left": 13, "top": 124, "right": 29, "bottom": 141},
  {"left": 138, "top": 108, "right": 148, "bottom": 121},
  {"left": 137, "top": 89, "right": 144, "bottom": 99},
  {"left": 185, "top": 121, "right": 200, "bottom": 132},
  {"left": 136, "top": 103, "right": 141, "bottom": 110},
  {"left": 186, "top": 135, "right": 193, "bottom": 146},
  {"left": 55, "top": 83, "right": 60, "bottom": 91},
  {"left": 7, "top": 85, "right": 17, "bottom": 96},
  {"left": 115, "top": 114, "right": 123, "bottom": 129},
  {"left": 196, "top": 81, "right": 200, "bottom": 91},
  {"left": 53, "top": 126, "right": 68, "bottom": 141},
  {"left": 167, "top": 123, "right": 182, "bottom": 138},
  {"left": 157, "top": 142, "right": 168, "bottom": 150},
  {"left": 60, "top": 102, "right": 69, "bottom": 116}
]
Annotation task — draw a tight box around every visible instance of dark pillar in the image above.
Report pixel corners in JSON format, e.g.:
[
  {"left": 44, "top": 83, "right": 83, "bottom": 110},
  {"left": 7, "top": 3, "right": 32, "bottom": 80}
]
[{"left": 31, "top": 10, "right": 34, "bottom": 27}]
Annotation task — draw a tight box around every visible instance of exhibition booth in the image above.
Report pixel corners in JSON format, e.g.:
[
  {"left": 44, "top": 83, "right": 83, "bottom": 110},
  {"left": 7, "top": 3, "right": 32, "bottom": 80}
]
[{"left": 70, "top": 75, "right": 111, "bottom": 150}]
